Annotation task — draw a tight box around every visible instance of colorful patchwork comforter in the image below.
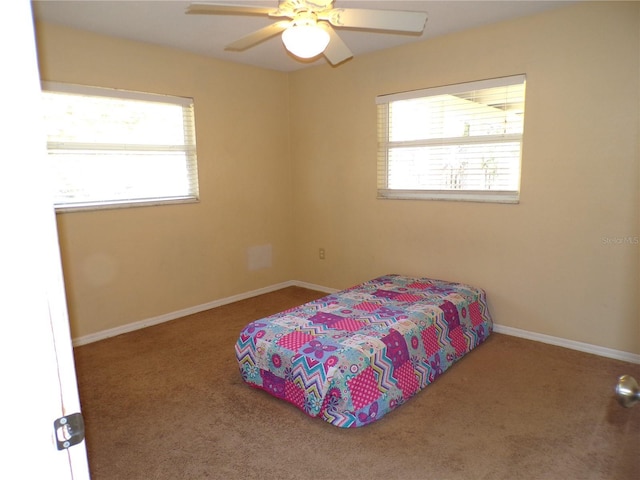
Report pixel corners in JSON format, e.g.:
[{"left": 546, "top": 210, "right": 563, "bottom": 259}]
[{"left": 235, "top": 274, "right": 493, "bottom": 428}]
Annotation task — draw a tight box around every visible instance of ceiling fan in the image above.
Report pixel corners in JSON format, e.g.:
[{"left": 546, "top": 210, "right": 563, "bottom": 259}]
[{"left": 185, "top": 0, "right": 428, "bottom": 65}]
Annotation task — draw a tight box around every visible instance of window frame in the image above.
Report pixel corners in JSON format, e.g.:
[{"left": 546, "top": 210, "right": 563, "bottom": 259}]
[
  {"left": 376, "top": 75, "right": 526, "bottom": 204},
  {"left": 41, "top": 81, "right": 199, "bottom": 212}
]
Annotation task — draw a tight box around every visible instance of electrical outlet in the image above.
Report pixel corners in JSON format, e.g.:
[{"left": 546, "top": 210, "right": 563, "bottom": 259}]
[{"left": 319, "top": 248, "right": 325, "bottom": 260}]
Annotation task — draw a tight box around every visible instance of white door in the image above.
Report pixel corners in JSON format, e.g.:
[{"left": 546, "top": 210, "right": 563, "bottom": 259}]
[{"left": 0, "top": 1, "right": 90, "bottom": 479}]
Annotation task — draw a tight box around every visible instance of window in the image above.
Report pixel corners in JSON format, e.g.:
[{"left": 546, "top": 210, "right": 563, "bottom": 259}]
[
  {"left": 376, "top": 75, "right": 526, "bottom": 203},
  {"left": 41, "top": 82, "right": 199, "bottom": 211}
]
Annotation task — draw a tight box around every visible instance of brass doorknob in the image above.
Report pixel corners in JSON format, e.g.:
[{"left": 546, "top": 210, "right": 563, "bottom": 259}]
[{"left": 615, "top": 374, "right": 639, "bottom": 408}]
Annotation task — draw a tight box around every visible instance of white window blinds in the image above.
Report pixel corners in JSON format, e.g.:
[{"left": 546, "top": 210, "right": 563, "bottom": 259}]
[
  {"left": 376, "top": 75, "right": 526, "bottom": 203},
  {"left": 41, "top": 82, "right": 199, "bottom": 211}
]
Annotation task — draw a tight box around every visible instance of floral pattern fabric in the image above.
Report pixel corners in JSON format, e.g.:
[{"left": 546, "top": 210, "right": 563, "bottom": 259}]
[{"left": 235, "top": 274, "right": 493, "bottom": 428}]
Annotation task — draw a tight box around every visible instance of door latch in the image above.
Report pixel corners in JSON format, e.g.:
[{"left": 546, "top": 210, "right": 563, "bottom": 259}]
[{"left": 54, "top": 413, "right": 85, "bottom": 450}]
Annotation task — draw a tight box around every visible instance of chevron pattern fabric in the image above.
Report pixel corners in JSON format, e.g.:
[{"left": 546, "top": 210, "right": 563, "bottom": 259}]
[{"left": 235, "top": 274, "right": 493, "bottom": 428}]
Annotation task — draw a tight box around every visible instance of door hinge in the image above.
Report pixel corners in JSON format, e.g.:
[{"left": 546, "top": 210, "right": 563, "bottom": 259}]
[{"left": 53, "top": 412, "right": 85, "bottom": 450}]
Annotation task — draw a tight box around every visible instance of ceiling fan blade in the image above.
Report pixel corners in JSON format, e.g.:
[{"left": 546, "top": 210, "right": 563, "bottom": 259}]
[
  {"left": 225, "top": 21, "right": 290, "bottom": 51},
  {"left": 320, "top": 8, "right": 428, "bottom": 33},
  {"left": 319, "top": 24, "right": 353, "bottom": 66},
  {"left": 186, "top": 2, "right": 276, "bottom": 16}
]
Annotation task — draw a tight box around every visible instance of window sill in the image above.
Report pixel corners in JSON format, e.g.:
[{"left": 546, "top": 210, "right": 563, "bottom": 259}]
[
  {"left": 54, "top": 196, "right": 199, "bottom": 213},
  {"left": 377, "top": 189, "right": 519, "bottom": 204}
]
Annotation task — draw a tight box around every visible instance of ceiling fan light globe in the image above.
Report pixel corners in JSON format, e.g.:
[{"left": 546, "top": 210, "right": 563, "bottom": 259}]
[{"left": 282, "top": 24, "right": 330, "bottom": 59}]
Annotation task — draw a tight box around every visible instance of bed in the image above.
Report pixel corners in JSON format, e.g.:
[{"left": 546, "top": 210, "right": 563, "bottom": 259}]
[{"left": 235, "top": 274, "right": 493, "bottom": 428}]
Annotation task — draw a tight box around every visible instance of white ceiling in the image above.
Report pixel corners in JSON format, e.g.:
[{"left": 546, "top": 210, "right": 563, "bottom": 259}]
[{"left": 31, "top": 0, "right": 577, "bottom": 72}]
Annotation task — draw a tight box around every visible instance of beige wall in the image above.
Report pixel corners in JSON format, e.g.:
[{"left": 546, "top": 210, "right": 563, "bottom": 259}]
[
  {"left": 289, "top": 1, "right": 640, "bottom": 355},
  {"left": 36, "top": 22, "right": 294, "bottom": 339},
  {"left": 36, "top": 1, "right": 640, "bottom": 355}
]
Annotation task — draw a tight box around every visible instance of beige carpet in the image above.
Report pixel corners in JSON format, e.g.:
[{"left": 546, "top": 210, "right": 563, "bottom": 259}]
[{"left": 73, "top": 287, "right": 640, "bottom": 480}]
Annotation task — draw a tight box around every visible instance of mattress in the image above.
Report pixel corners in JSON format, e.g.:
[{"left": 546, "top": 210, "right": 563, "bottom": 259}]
[{"left": 235, "top": 274, "right": 493, "bottom": 428}]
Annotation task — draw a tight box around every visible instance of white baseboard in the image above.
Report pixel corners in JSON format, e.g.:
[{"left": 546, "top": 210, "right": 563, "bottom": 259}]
[
  {"left": 292, "top": 280, "right": 338, "bottom": 294},
  {"left": 72, "top": 280, "right": 296, "bottom": 347},
  {"left": 492, "top": 324, "right": 640, "bottom": 364},
  {"left": 72, "top": 280, "right": 640, "bottom": 365}
]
